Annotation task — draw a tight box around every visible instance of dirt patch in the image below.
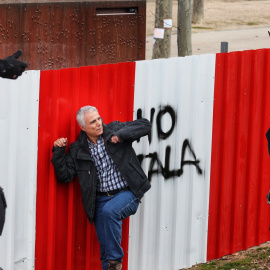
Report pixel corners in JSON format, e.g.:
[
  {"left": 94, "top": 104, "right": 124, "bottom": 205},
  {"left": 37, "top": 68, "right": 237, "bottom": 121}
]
[
  {"left": 146, "top": 0, "right": 270, "bottom": 37},
  {"left": 183, "top": 242, "right": 270, "bottom": 269}
]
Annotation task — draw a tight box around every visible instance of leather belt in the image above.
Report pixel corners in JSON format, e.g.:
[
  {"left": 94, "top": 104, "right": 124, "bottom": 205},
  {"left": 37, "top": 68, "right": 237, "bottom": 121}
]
[{"left": 97, "top": 187, "right": 129, "bottom": 197}]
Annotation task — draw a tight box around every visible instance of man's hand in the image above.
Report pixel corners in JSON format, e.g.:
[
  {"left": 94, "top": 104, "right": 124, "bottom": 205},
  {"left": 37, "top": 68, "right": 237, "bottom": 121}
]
[
  {"left": 111, "top": 135, "right": 120, "bottom": 144},
  {"left": 0, "top": 50, "right": 28, "bottom": 79},
  {"left": 54, "top": 138, "right": 68, "bottom": 147},
  {"left": 266, "top": 128, "right": 270, "bottom": 142},
  {"left": 267, "top": 190, "right": 270, "bottom": 204}
]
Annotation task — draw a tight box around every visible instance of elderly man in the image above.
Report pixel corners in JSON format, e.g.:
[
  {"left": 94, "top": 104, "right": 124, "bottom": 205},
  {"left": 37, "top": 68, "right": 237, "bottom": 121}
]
[{"left": 51, "top": 105, "right": 151, "bottom": 270}]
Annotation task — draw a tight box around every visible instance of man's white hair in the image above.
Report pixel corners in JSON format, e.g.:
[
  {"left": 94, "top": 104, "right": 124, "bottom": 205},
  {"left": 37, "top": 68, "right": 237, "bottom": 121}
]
[{"left": 76, "top": 105, "right": 98, "bottom": 127}]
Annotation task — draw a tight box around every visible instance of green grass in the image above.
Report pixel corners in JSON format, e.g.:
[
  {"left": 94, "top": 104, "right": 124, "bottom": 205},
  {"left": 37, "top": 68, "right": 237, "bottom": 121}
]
[
  {"left": 196, "top": 261, "right": 217, "bottom": 270},
  {"left": 188, "top": 245, "right": 270, "bottom": 270},
  {"left": 246, "top": 246, "right": 270, "bottom": 260},
  {"left": 217, "top": 258, "right": 253, "bottom": 269},
  {"left": 192, "top": 26, "right": 214, "bottom": 30},
  {"left": 246, "top": 21, "right": 259, "bottom": 25},
  {"left": 195, "top": 258, "right": 253, "bottom": 270}
]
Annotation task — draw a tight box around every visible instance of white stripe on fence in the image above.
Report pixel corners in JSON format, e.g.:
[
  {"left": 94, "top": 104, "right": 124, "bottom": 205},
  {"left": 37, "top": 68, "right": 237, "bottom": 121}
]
[
  {"left": 130, "top": 55, "right": 216, "bottom": 270},
  {"left": 0, "top": 71, "right": 40, "bottom": 270}
]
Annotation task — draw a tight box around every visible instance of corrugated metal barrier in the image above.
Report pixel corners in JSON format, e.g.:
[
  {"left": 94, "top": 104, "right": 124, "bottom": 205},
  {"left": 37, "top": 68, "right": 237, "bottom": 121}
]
[
  {"left": 130, "top": 55, "right": 216, "bottom": 270},
  {"left": 36, "top": 63, "right": 136, "bottom": 270},
  {"left": 1, "top": 49, "right": 270, "bottom": 270},
  {"left": 0, "top": 71, "right": 40, "bottom": 270},
  {"left": 208, "top": 49, "right": 270, "bottom": 260}
]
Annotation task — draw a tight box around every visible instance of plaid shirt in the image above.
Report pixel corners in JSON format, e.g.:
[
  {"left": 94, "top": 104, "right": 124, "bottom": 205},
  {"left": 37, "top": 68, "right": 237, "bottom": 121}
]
[{"left": 87, "top": 137, "right": 128, "bottom": 192}]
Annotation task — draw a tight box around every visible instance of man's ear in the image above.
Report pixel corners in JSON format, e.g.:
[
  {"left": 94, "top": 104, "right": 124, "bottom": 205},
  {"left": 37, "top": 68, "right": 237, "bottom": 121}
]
[{"left": 81, "top": 126, "right": 86, "bottom": 132}]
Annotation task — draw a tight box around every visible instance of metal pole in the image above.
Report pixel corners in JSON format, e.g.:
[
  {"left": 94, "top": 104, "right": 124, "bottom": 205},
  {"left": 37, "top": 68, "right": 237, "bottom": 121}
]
[{"left": 220, "top": 42, "right": 228, "bottom": 53}]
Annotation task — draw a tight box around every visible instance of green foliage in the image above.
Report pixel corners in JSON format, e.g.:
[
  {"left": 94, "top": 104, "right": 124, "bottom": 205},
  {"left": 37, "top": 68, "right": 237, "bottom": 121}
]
[
  {"left": 216, "top": 258, "right": 252, "bottom": 269},
  {"left": 197, "top": 261, "right": 217, "bottom": 270},
  {"left": 246, "top": 21, "right": 259, "bottom": 25},
  {"left": 192, "top": 26, "right": 214, "bottom": 30},
  {"left": 189, "top": 245, "right": 270, "bottom": 270}
]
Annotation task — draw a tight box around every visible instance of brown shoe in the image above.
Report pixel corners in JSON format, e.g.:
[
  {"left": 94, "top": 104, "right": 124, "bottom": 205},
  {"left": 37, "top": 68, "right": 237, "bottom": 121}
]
[{"left": 108, "top": 260, "right": 122, "bottom": 270}]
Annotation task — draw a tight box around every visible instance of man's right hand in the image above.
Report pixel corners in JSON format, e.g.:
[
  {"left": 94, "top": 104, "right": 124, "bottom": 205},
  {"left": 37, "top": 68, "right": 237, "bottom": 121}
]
[
  {"left": 266, "top": 128, "right": 270, "bottom": 142},
  {"left": 54, "top": 138, "right": 68, "bottom": 147}
]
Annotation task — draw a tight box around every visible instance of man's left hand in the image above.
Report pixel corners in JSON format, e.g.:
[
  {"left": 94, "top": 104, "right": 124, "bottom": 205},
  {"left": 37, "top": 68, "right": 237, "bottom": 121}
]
[
  {"left": 266, "top": 128, "right": 270, "bottom": 142},
  {"left": 111, "top": 135, "right": 120, "bottom": 144}
]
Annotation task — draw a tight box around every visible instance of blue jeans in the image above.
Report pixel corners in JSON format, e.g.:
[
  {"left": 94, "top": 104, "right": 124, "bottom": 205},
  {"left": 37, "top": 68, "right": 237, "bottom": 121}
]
[{"left": 94, "top": 189, "right": 139, "bottom": 270}]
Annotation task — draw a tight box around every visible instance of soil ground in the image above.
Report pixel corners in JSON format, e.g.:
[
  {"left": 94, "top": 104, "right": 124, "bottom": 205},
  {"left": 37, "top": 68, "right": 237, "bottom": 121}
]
[
  {"left": 145, "top": 0, "right": 270, "bottom": 59},
  {"left": 184, "top": 242, "right": 270, "bottom": 269},
  {"left": 146, "top": 0, "right": 270, "bottom": 36}
]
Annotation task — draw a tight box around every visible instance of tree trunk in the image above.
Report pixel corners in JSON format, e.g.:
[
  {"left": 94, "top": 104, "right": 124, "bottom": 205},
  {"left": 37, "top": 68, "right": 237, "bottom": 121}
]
[
  {"left": 152, "top": 0, "right": 172, "bottom": 59},
  {"left": 192, "top": 0, "right": 204, "bottom": 24},
  {"left": 177, "top": 0, "right": 192, "bottom": 57}
]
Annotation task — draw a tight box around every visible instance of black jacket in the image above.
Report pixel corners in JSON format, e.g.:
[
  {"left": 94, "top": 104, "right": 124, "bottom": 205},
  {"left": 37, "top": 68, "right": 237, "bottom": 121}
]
[
  {"left": 51, "top": 118, "right": 151, "bottom": 223},
  {"left": 0, "top": 186, "right": 7, "bottom": 235},
  {"left": 266, "top": 128, "right": 270, "bottom": 155}
]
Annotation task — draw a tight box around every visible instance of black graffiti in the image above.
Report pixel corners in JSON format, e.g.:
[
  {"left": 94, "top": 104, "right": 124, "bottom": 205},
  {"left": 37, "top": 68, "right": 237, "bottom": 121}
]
[
  {"left": 137, "top": 139, "right": 203, "bottom": 181},
  {"left": 137, "top": 105, "right": 176, "bottom": 144},
  {"left": 137, "top": 105, "right": 203, "bottom": 179},
  {"left": 156, "top": 106, "right": 176, "bottom": 140},
  {"left": 137, "top": 108, "right": 155, "bottom": 144}
]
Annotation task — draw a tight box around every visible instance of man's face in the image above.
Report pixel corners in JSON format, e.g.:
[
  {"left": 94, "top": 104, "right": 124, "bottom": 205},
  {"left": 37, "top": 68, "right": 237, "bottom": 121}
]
[{"left": 81, "top": 111, "right": 103, "bottom": 142}]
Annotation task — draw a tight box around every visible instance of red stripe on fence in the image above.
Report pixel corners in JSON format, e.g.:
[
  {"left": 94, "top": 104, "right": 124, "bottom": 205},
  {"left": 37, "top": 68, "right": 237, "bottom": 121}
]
[
  {"left": 35, "top": 62, "right": 136, "bottom": 270},
  {"left": 208, "top": 49, "right": 270, "bottom": 260}
]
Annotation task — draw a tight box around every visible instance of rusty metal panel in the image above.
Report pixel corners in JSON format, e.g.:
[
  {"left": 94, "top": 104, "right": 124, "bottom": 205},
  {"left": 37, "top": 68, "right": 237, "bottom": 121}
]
[
  {"left": 88, "top": 3, "right": 146, "bottom": 63},
  {"left": 0, "top": 1, "right": 146, "bottom": 70}
]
